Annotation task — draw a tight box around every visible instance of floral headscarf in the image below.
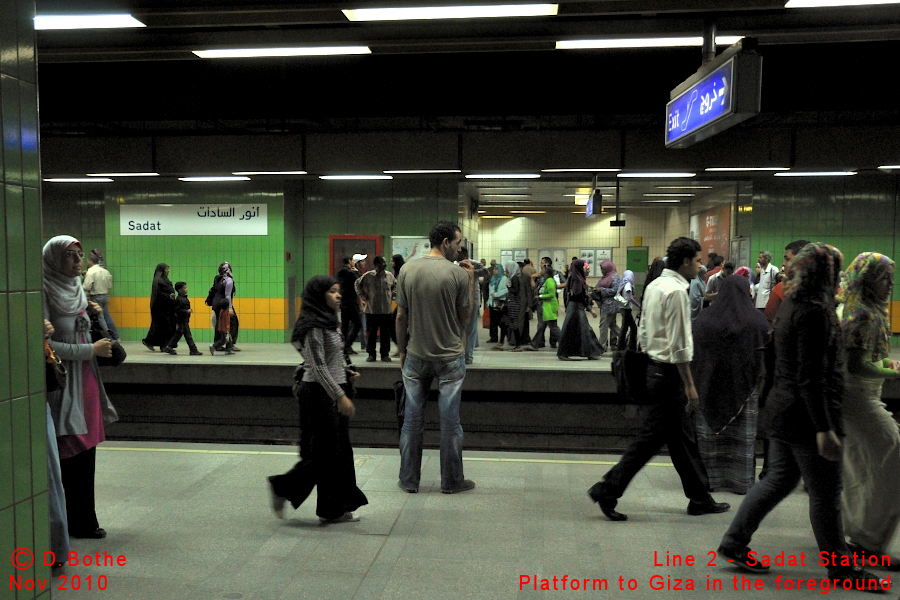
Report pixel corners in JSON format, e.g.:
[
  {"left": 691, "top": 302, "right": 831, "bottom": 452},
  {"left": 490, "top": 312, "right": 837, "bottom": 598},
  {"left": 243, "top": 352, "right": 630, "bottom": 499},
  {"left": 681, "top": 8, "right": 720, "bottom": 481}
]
[
  {"left": 840, "top": 252, "right": 894, "bottom": 361},
  {"left": 784, "top": 242, "right": 844, "bottom": 324}
]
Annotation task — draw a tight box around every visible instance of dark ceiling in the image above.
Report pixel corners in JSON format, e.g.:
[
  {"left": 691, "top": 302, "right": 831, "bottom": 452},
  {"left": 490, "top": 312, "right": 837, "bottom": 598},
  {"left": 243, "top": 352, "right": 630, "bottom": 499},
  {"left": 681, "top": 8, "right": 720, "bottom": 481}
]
[{"left": 34, "top": 1, "right": 900, "bottom": 135}]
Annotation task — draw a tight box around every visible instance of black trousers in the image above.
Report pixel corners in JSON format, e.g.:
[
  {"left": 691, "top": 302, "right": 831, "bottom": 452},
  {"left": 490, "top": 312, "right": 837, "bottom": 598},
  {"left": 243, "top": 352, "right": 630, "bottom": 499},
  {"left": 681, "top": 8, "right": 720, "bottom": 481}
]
[
  {"left": 340, "top": 307, "right": 362, "bottom": 353},
  {"left": 489, "top": 307, "right": 504, "bottom": 342},
  {"left": 366, "top": 313, "right": 392, "bottom": 358},
  {"left": 269, "top": 382, "right": 368, "bottom": 520},
  {"left": 532, "top": 318, "right": 560, "bottom": 348},
  {"left": 617, "top": 309, "right": 638, "bottom": 351},
  {"left": 166, "top": 322, "right": 197, "bottom": 351},
  {"left": 60, "top": 447, "right": 99, "bottom": 535},
  {"left": 593, "top": 362, "right": 712, "bottom": 503}
]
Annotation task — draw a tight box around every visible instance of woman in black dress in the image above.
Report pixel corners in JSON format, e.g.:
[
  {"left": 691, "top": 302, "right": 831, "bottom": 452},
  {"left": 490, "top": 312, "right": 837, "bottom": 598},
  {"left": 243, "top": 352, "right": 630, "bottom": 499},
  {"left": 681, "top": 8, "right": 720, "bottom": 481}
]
[
  {"left": 557, "top": 259, "right": 602, "bottom": 360},
  {"left": 267, "top": 275, "right": 368, "bottom": 523},
  {"left": 142, "top": 263, "right": 176, "bottom": 350}
]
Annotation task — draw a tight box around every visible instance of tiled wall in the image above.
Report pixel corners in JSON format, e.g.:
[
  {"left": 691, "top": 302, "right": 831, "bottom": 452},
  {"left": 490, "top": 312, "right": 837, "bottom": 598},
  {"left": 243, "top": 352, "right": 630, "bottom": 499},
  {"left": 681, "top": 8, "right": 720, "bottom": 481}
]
[
  {"left": 752, "top": 175, "right": 900, "bottom": 333},
  {"left": 1, "top": 0, "right": 52, "bottom": 597},
  {"left": 477, "top": 207, "right": 688, "bottom": 283},
  {"left": 297, "top": 178, "right": 458, "bottom": 286}
]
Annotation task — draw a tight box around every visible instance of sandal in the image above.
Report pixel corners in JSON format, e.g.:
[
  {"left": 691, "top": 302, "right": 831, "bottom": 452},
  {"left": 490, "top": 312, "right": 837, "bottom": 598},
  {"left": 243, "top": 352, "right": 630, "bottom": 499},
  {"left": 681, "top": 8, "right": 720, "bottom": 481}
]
[
  {"left": 319, "top": 512, "right": 360, "bottom": 524},
  {"left": 491, "top": 344, "right": 504, "bottom": 350},
  {"left": 511, "top": 346, "right": 524, "bottom": 352}
]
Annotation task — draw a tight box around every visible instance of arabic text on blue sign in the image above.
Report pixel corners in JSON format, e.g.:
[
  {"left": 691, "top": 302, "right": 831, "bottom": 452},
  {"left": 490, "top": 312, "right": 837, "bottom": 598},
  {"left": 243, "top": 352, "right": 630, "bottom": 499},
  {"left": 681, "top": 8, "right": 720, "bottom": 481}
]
[{"left": 666, "top": 59, "right": 733, "bottom": 145}]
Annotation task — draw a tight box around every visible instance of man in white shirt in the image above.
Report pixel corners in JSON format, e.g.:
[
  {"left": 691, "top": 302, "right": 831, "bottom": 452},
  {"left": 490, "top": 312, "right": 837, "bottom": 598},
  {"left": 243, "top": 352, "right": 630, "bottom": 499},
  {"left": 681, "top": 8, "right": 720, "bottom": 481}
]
[
  {"left": 754, "top": 251, "right": 779, "bottom": 310},
  {"left": 587, "top": 237, "right": 730, "bottom": 521},
  {"left": 82, "top": 249, "right": 118, "bottom": 339}
]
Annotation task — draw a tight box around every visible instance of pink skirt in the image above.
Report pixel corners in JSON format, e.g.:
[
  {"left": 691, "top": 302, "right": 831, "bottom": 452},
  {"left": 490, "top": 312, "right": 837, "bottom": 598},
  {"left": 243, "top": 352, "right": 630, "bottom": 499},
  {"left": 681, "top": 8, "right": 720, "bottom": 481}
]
[{"left": 57, "top": 361, "right": 106, "bottom": 459}]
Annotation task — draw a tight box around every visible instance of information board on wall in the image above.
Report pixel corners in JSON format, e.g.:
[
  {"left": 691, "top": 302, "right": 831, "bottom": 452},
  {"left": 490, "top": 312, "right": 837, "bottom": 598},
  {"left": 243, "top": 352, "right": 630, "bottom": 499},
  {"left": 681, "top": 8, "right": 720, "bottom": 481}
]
[
  {"left": 690, "top": 205, "right": 731, "bottom": 259},
  {"left": 537, "top": 248, "right": 568, "bottom": 275},
  {"left": 391, "top": 236, "right": 430, "bottom": 261},
  {"left": 120, "top": 204, "right": 268, "bottom": 236}
]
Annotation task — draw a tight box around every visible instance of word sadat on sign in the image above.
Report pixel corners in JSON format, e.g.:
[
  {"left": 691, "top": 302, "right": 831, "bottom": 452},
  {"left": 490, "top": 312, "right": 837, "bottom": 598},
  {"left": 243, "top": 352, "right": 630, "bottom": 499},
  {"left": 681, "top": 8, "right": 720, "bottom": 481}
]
[{"left": 120, "top": 204, "right": 268, "bottom": 236}]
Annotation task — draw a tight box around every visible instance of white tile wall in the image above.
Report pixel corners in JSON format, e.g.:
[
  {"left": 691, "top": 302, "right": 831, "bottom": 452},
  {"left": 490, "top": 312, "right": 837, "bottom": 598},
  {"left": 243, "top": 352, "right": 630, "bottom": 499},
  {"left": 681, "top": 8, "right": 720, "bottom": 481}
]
[{"left": 477, "top": 206, "right": 691, "bottom": 281}]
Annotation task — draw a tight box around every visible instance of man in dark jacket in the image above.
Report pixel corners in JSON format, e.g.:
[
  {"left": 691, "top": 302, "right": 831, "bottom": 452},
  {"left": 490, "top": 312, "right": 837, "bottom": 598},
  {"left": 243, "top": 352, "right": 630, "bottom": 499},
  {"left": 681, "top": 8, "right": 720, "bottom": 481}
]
[{"left": 336, "top": 253, "right": 365, "bottom": 357}]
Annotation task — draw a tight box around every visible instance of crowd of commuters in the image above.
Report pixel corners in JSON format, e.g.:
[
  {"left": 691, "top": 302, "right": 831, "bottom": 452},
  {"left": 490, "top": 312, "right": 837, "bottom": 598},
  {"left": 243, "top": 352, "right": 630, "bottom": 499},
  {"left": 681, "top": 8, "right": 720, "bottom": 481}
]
[{"left": 43, "top": 224, "right": 900, "bottom": 593}]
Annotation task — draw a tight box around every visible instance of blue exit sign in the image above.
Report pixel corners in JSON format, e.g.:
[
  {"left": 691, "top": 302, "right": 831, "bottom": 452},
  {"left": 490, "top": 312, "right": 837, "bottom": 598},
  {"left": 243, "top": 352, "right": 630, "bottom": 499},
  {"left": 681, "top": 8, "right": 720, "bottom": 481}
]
[
  {"left": 666, "top": 59, "right": 733, "bottom": 146},
  {"left": 664, "top": 39, "right": 762, "bottom": 149}
]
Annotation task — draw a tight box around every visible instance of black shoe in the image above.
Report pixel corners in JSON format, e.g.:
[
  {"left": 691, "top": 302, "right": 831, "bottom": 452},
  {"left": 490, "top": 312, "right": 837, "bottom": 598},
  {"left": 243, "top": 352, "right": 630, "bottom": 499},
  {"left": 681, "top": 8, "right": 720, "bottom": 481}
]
[
  {"left": 141, "top": 339, "right": 154, "bottom": 351},
  {"left": 831, "top": 566, "right": 890, "bottom": 593},
  {"left": 487, "top": 339, "right": 498, "bottom": 343},
  {"left": 70, "top": 527, "right": 106, "bottom": 539},
  {"left": 162, "top": 347, "right": 176, "bottom": 355},
  {"left": 189, "top": 349, "right": 203, "bottom": 356},
  {"left": 398, "top": 480, "right": 418, "bottom": 494},
  {"left": 848, "top": 543, "right": 900, "bottom": 573},
  {"left": 687, "top": 499, "right": 731, "bottom": 516},
  {"left": 717, "top": 546, "right": 770, "bottom": 574},
  {"left": 346, "top": 348, "right": 358, "bottom": 355},
  {"left": 209, "top": 344, "right": 215, "bottom": 355},
  {"left": 366, "top": 355, "right": 376, "bottom": 362},
  {"left": 588, "top": 483, "right": 627, "bottom": 521},
  {"left": 381, "top": 356, "right": 391, "bottom": 362},
  {"left": 441, "top": 479, "right": 476, "bottom": 494}
]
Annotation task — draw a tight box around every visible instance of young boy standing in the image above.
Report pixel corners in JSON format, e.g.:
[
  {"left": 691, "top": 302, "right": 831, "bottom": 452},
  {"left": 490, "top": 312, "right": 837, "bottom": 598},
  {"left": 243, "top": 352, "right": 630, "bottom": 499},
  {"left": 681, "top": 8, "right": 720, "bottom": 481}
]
[{"left": 163, "top": 282, "right": 203, "bottom": 355}]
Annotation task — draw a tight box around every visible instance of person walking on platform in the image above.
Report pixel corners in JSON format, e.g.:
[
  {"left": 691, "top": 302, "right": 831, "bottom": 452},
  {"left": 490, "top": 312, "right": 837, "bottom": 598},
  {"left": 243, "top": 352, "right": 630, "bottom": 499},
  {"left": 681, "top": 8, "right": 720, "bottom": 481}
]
[
  {"left": 529, "top": 257, "right": 560, "bottom": 350},
  {"left": 396, "top": 221, "right": 476, "bottom": 494},
  {"left": 458, "top": 248, "right": 489, "bottom": 364},
  {"left": 354, "top": 255, "right": 396, "bottom": 363},
  {"left": 336, "top": 254, "right": 364, "bottom": 358},
  {"left": 593, "top": 260, "right": 621, "bottom": 353},
  {"left": 764, "top": 239, "right": 810, "bottom": 323},
  {"left": 838, "top": 252, "right": 900, "bottom": 566},
  {"left": 556, "top": 259, "right": 602, "bottom": 360},
  {"left": 487, "top": 264, "right": 508, "bottom": 346},
  {"left": 142, "top": 263, "right": 176, "bottom": 351},
  {"left": 209, "top": 262, "right": 238, "bottom": 354},
  {"left": 82, "top": 249, "right": 118, "bottom": 339},
  {"left": 588, "top": 237, "right": 730, "bottom": 521},
  {"left": 162, "top": 281, "right": 203, "bottom": 355},
  {"left": 268, "top": 275, "right": 367, "bottom": 523},
  {"left": 716, "top": 243, "right": 886, "bottom": 590}
]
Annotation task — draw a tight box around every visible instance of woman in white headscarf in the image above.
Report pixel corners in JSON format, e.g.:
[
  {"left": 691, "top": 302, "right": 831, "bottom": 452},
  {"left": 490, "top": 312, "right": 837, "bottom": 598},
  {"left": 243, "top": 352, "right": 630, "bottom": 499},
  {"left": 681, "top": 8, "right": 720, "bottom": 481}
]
[{"left": 43, "top": 235, "right": 118, "bottom": 539}]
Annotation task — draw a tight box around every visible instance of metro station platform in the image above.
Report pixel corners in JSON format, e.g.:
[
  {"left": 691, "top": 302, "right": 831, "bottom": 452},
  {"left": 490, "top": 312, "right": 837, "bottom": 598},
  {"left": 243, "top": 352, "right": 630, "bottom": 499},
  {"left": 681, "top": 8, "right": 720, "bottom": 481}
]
[
  {"left": 53, "top": 441, "right": 896, "bottom": 600},
  {"left": 100, "top": 332, "right": 900, "bottom": 453}
]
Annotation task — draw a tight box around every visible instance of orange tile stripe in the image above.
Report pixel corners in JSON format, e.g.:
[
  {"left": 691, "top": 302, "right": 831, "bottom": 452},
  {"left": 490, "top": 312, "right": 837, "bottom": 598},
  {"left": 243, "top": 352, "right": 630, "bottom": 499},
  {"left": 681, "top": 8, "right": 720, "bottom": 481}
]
[{"left": 108, "top": 297, "right": 289, "bottom": 330}]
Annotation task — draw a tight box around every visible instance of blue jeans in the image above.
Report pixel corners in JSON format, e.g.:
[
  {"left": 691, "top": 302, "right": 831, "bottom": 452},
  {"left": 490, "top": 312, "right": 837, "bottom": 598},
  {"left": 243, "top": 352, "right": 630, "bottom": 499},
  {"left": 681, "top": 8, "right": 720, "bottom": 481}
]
[
  {"left": 465, "top": 306, "right": 480, "bottom": 361},
  {"left": 89, "top": 294, "right": 118, "bottom": 339},
  {"left": 720, "top": 438, "right": 851, "bottom": 576},
  {"left": 399, "top": 354, "right": 467, "bottom": 491}
]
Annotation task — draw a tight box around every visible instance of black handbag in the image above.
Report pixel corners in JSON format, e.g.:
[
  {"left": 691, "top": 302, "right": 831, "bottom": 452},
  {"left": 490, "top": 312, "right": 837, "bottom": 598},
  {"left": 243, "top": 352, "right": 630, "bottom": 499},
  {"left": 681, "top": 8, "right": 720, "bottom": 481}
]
[
  {"left": 611, "top": 347, "right": 649, "bottom": 404},
  {"left": 90, "top": 315, "right": 127, "bottom": 367},
  {"left": 45, "top": 339, "right": 67, "bottom": 392}
]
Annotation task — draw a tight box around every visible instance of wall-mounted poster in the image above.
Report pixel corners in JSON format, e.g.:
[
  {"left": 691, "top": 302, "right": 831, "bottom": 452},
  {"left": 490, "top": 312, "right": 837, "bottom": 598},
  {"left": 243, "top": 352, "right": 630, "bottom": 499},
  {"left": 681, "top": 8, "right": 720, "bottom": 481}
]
[
  {"left": 579, "top": 249, "right": 596, "bottom": 276},
  {"left": 595, "top": 248, "right": 613, "bottom": 263},
  {"left": 329, "top": 235, "right": 382, "bottom": 277},
  {"left": 513, "top": 249, "right": 527, "bottom": 263},
  {"left": 693, "top": 204, "right": 732, "bottom": 259},
  {"left": 538, "top": 248, "right": 568, "bottom": 274},
  {"left": 499, "top": 249, "right": 513, "bottom": 266},
  {"left": 730, "top": 236, "right": 751, "bottom": 270},
  {"left": 391, "top": 236, "right": 430, "bottom": 262},
  {"left": 499, "top": 249, "right": 527, "bottom": 266}
]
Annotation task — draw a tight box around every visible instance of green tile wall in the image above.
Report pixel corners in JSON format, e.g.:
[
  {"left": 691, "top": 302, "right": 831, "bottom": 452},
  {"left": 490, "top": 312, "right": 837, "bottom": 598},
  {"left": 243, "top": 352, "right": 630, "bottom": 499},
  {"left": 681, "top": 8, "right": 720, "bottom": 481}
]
[
  {"left": 1, "top": 0, "right": 52, "bottom": 597},
  {"left": 752, "top": 174, "right": 900, "bottom": 306}
]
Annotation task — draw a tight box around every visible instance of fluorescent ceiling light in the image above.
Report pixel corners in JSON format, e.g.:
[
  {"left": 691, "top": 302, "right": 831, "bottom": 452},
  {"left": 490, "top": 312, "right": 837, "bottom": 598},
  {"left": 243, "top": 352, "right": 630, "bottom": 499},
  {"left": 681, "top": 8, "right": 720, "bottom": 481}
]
[
  {"left": 541, "top": 168, "right": 620, "bottom": 173},
  {"left": 774, "top": 171, "right": 856, "bottom": 177},
  {"left": 574, "top": 197, "right": 589, "bottom": 206},
  {"left": 481, "top": 194, "right": 531, "bottom": 198},
  {"left": 510, "top": 210, "right": 547, "bottom": 214},
  {"left": 232, "top": 171, "right": 307, "bottom": 175},
  {"left": 480, "top": 215, "right": 514, "bottom": 219},
  {"left": 179, "top": 176, "right": 250, "bottom": 182},
  {"left": 383, "top": 169, "right": 461, "bottom": 174},
  {"left": 644, "top": 193, "right": 695, "bottom": 197},
  {"left": 785, "top": 0, "right": 900, "bottom": 7},
  {"left": 193, "top": 47, "right": 371, "bottom": 59},
  {"left": 705, "top": 167, "right": 790, "bottom": 172},
  {"left": 618, "top": 172, "right": 696, "bottom": 178},
  {"left": 643, "top": 199, "right": 683, "bottom": 203},
  {"left": 556, "top": 36, "right": 741, "bottom": 50},
  {"left": 43, "top": 177, "right": 113, "bottom": 182},
  {"left": 87, "top": 172, "right": 158, "bottom": 177},
  {"left": 34, "top": 14, "right": 146, "bottom": 30},
  {"left": 878, "top": 165, "right": 900, "bottom": 170},
  {"left": 655, "top": 186, "right": 712, "bottom": 189},
  {"left": 465, "top": 174, "right": 540, "bottom": 179},
  {"left": 343, "top": 4, "right": 558, "bottom": 21},
  {"left": 319, "top": 175, "right": 393, "bottom": 180}
]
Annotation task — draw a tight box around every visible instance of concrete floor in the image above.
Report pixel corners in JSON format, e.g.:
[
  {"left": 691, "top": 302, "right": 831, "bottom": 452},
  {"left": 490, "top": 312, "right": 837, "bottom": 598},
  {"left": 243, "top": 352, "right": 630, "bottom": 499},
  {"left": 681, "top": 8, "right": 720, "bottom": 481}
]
[{"left": 52, "top": 441, "right": 897, "bottom": 600}]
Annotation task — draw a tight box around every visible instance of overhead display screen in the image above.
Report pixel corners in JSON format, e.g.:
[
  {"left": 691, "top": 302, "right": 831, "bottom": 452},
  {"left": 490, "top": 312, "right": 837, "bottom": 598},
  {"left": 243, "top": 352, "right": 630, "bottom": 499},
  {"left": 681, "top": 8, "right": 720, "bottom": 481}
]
[{"left": 666, "top": 59, "right": 734, "bottom": 146}]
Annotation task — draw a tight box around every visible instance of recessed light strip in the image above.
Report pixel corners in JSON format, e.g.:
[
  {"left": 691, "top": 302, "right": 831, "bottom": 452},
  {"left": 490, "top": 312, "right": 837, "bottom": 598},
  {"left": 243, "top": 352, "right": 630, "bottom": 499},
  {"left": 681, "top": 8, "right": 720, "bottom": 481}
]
[
  {"left": 541, "top": 168, "right": 620, "bottom": 173},
  {"left": 43, "top": 178, "right": 113, "bottom": 182},
  {"left": 557, "top": 36, "right": 741, "bottom": 50},
  {"left": 773, "top": 171, "right": 856, "bottom": 177},
  {"left": 34, "top": 14, "right": 146, "bottom": 30},
  {"left": 193, "top": 47, "right": 371, "bottom": 59},
  {"left": 383, "top": 169, "right": 461, "bottom": 174},
  {"left": 87, "top": 172, "right": 159, "bottom": 177},
  {"left": 877, "top": 165, "right": 900, "bottom": 171},
  {"left": 705, "top": 167, "right": 790, "bottom": 172},
  {"left": 179, "top": 176, "right": 250, "bottom": 182},
  {"left": 785, "top": 0, "right": 900, "bottom": 7},
  {"left": 465, "top": 174, "right": 540, "bottom": 179},
  {"left": 232, "top": 171, "right": 307, "bottom": 176},
  {"left": 319, "top": 175, "right": 393, "bottom": 180},
  {"left": 509, "top": 210, "right": 547, "bottom": 214},
  {"left": 343, "top": 4, "right": 558, "bottom": 21},
  {"left": 643, "top": 193, "right": 695, "bottom": 197},
  {"left": 618, "top": 172, "right": 696, "bottom": 178}
]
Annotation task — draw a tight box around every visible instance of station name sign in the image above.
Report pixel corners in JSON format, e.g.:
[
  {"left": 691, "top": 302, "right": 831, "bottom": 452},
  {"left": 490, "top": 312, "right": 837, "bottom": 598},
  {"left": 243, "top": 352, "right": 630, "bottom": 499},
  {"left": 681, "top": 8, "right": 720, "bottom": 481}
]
[
  {"left": 120, "top": 204, "right": 268, "bottom": 235},
  {"left": 665, "top": 38, "right": 762, "bottom": 148}
]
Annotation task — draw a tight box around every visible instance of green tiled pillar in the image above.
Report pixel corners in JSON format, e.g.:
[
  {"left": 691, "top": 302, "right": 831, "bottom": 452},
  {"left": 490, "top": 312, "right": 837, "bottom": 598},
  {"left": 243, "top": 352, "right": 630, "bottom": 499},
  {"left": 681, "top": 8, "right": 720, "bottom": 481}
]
[{"left": 1, "top": 0, "right": 50, "bottom": 598}]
